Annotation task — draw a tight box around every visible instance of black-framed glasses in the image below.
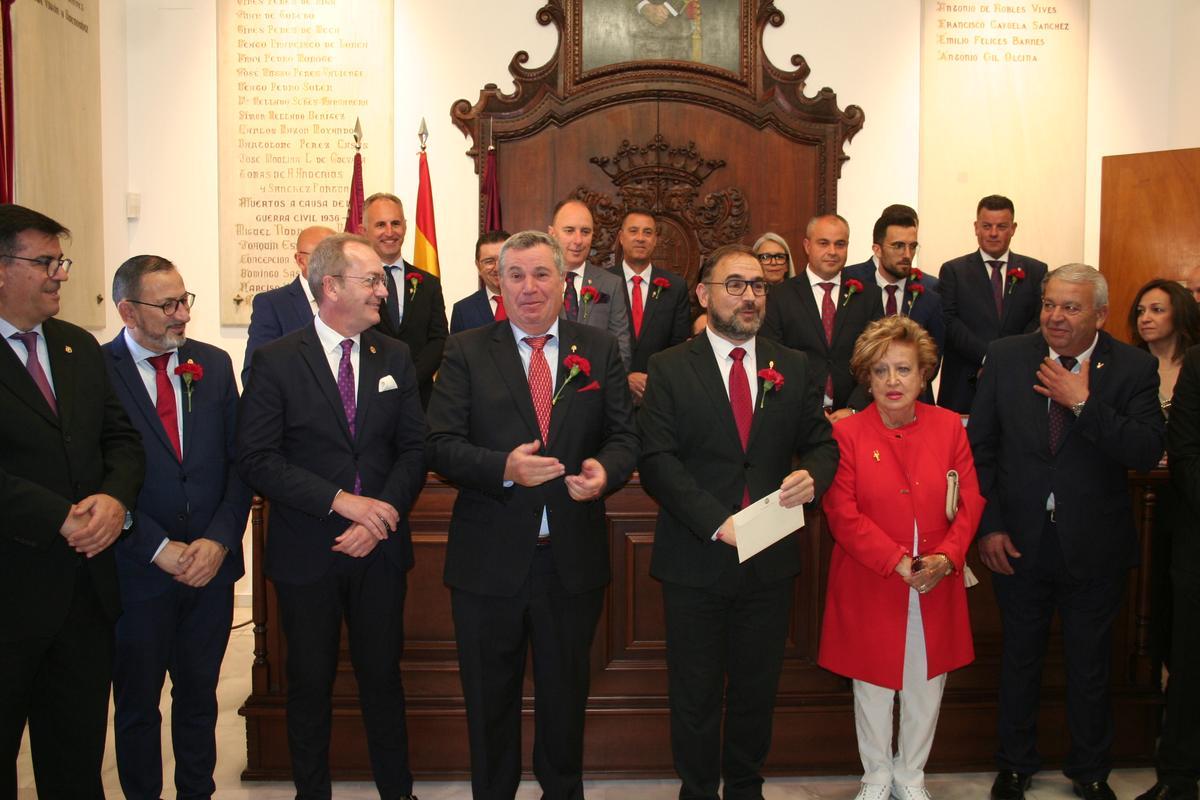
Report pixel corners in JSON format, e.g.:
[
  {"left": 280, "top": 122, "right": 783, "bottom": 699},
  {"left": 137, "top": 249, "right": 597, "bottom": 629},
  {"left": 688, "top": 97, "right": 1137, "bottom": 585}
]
[
  {"left": 1, "top": 254, "right": 73, "bottom": 278},
  {"left": 756, "top": 252, "right": 789, "bottom": 264},
  {"left": 331, "top": 273, "right": 388, "bottom": 290},
  {"left": 127, "top": 293, "right": 196, "bottom": 315},
  {"left": 703, "top": 278, "right": 769, "bottom": 296}
]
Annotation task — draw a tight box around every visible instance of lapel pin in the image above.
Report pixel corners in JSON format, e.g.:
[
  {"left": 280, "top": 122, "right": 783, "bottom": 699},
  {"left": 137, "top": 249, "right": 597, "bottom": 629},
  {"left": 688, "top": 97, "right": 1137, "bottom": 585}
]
[
  {"left": 369, "top": 345, "right": 377, "bottom": 354},
  {"left": 873, "top": 449, "right": 880, "bottom": 462},
  {"left": 1095, "top": 361, "right": 1104, "bottom": 370},
  {"left": 64, "top": 345, "right": 73, "bottom": 354},
  {"left": 571, "top": 344, "right": 577, "bottom": 353}
]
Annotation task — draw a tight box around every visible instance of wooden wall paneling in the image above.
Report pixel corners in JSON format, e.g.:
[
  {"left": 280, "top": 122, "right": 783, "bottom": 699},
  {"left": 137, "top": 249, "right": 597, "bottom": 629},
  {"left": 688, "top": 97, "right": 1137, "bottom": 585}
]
[{"left": 1100, "top": 147, "right": 1200, "bottom": 344}]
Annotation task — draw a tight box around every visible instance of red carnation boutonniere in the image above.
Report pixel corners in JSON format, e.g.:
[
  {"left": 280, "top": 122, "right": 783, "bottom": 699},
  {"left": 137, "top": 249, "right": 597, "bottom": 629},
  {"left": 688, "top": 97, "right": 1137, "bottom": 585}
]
[
  {"left": 552, "top": 353, "right": 593, "bottom": 405},
  {"left": 406, "top": 271, "right": 423, "bottom": 300},
  {"left": 1006, "top": 267, "right": 1026, "bottom": 296},
  {"left": 579, "top": 286, "right": 600, "bottom": 321},
  {"left": 651, "top": 276, "right": 671, "bottom": 300},
  {"left": 841, "top": 278, "right": 864, "bottom": 308},
  {"left": 174, "top": 359, "right": 204, "bottom": 412},
  {"left": 757, "top": 361, "right": 784, "bottom": 409}
]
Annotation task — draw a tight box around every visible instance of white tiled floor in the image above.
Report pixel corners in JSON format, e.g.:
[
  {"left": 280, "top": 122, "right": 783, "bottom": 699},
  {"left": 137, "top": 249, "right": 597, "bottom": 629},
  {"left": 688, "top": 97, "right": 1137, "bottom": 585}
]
[{"left": 17, "top": 607, "right": 1157, "bottom": 798}]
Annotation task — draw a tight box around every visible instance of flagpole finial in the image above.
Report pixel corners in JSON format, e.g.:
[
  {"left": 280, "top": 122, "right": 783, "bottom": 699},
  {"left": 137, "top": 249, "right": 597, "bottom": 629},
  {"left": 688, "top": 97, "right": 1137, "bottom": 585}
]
[
  {"left": 418, "top": 118, "right": 429, "bottom": 152},
  {"left": 352, "top": 118, "right": 363, "bottom": 151}
]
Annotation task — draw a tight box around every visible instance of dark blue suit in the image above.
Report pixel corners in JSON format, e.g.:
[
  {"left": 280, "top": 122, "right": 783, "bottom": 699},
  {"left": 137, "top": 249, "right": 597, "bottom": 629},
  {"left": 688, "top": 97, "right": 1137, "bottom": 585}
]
[
  {"left": 968, "top": 330, "right": 1164, "bottom": 783},
  {"left": 103, "top": 332, "right": 252, "bottom": 800},
  {"left": 844, "top": 258, "right": 945, "bottom": 402},
  {"left": 243, "top": 276, "right": 313, "bottom": 385},
  {"left": 938, "top": 251, "right": 1047, "bottom": 413},
  {"left": 238, "top": 323, "right": 426, "bottom": 798},
  {"left": 450, "top": 287, "right": 496, "bottom": 334}
]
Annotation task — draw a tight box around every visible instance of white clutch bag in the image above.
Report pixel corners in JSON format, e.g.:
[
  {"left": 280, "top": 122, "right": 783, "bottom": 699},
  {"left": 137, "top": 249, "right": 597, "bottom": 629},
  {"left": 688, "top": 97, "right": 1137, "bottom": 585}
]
[{"left": 946, "top": 469, "right": 980, "bottom": 588}]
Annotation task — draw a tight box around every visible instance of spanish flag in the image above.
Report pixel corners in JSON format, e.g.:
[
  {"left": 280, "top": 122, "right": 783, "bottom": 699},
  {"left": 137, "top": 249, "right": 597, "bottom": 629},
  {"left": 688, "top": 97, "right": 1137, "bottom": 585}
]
[{"left": 413, "top": 150, "right": 440, "bottom": 277}]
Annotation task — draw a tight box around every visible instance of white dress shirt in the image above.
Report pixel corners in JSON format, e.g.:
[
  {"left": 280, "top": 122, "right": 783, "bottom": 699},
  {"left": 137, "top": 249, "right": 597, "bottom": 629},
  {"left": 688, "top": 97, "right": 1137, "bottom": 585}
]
[
  {"left": 314, "top": 312, "right": 360, "bottom": 404},
  {"left": 621, "top": 261, "right": 653, "bottom": 309},
  {"left": 121, "top": 328, "right": 185, "bottom": 451},
  {"left": 979, "top": 249, "right": 1010, "bottom": 281},
  {"left": 507, "top": 319, "right": 560, "bottom": 536},
  {"left": 704, "top": 327, "right": 759, "bottom": 410}
]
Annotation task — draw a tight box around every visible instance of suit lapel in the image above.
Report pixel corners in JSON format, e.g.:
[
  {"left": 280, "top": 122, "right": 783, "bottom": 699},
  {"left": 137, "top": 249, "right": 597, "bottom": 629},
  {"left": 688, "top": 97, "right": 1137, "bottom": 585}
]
[
  {"left": 42, "top": 320, "right": 74, "bottom": 430},
  {"left": 298, "top": 326, "right": 354, "bottom": 445},
  {"left": 794, "top": 279, "right": 828, "bottom": 348},
  {"left": 1024, "top": 336, "right": 1051, "bottom": 454},
  {"left": 688, "top": 334, "right": 744, "bottom": 454},
  {"left": 177, "top": 342, "right": 199, "bottom": 459},
  {"left": 354, "top": 332, "right": 384, "bottom": 437},
  {"left": 109, "top": 332, "right": 178, "bottom": 459},
  {"left": 745, "top": 337, "right": 774, "bottom": 448},
  {"left": 490, "top": 325, "right": 543, "bottom": 443},
  {"left": 971, "top": 252, "right": 1002, "bottom": 324},
  {"left": 546, "top": 324, "right": 578, "bottom": 447},
  {"left": 0, "top": 326, "right": 59, "bottom": 426},
  {"left": 286, "top": 278, "right": 313, "bottom": 331}
]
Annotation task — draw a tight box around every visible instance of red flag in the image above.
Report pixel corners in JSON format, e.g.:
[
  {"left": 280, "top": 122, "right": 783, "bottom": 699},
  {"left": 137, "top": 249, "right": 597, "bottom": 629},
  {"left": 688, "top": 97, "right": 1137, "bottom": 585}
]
[
  {"left": 344, "top": 151, "right": 364, "bottom": 233},
  {"left": 482, "top": 147, "right": 503, "bottom": 233},
  {"left": 413, "top": 150, "right": 440, "bottom": 277},
  {"left": 0, "top": 0, "right": 16, "bottom": 203}
]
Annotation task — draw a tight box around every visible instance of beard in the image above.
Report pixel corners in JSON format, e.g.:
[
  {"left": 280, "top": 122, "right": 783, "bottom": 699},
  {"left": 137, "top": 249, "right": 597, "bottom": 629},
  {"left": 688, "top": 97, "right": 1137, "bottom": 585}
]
[{"left": 709, "top": 300, "right": 763, "bottom": 340}]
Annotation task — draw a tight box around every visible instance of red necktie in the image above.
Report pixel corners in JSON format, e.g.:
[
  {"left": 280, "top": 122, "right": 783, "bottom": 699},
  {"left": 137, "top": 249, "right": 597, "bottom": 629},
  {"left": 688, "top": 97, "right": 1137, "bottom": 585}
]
[
  {"left": 631, "top": 275, "right": 644, "bottom": 337},
  {"left": 493, "top": 295, "right": 507, "bottom": 321},
  {"left": 10, "top": 331, "right": 57, "bottom": 415},
  {"left": 148, "top": 353, "right": 183, "bottom": 461},
  {"left": 525, "top": 335, "right": 552, "bottom": 444},
  {"left": 885, "top": 284, "right": 898, "bottom": 316},
  {"left": 988, "top": 260, "right": 1004, "bottom": 318},
  {"left": 819, "top": 282, "right": 836, "bottom": 402},
  {"left": 729, "top": 347, "right": 753, "bottom": 508}
]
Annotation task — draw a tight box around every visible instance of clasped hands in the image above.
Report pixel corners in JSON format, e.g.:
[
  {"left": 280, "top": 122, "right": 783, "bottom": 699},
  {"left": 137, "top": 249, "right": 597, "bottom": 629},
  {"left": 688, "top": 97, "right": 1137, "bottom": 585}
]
[
  {"left": 329, "top": 490, "right": 400, "bottom": 558},
  {"left": 154, "top": 538, "right": 228, "bottom": 587},
  {"left": 895, "top": 553, "right": 953, "bottom": 593},
  {"left": 59, "top": 493, "right": 126, "bottom": 558},
  {"left": 504, "top": 439, "right": 607, "bottom": 501}
]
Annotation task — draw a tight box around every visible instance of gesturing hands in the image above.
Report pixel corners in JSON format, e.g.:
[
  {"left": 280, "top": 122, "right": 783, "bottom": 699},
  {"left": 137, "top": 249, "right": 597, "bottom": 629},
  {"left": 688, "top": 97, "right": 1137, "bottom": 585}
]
[
  {"left": 565, "top": 458, "right": 607, "bottom": 502},
  {"left": 504, "top": 440, "right": 565, "bottom": 487}
]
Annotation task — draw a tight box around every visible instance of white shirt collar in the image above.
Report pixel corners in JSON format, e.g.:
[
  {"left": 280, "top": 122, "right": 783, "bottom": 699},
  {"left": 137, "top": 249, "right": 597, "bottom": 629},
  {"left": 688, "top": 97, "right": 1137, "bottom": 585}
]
[
  {"left": 979, "top": 249, "right": 1010, "bottom": 265},
  {"left": 0, "top": 315, "right": 44, "bottom": 339},
  {"left": 704, "top": 326, "right": 755, "bottom": 362},
  {"left": 314, "top": 312, "right": 358, "bottom": 353},
  {"left": 122, "top": 327, "right": 176, "bottom": 364},
  {"left": 509, "top": 317, "right": 561, "bottom": 345},
  {"left": 1048, "top": 332, "right": 1100, "bottom": 367},
  {"left": 806, "top": 266, "right": 841, "bottom": 288},
  {"left": 622, "top": 261, "right": 652, "bottom": 281}
]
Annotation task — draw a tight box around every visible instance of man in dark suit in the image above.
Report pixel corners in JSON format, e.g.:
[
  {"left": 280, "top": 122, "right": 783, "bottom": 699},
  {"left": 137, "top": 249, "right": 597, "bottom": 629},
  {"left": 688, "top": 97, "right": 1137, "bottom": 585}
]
[
  {"left": 243, "top": 225, "right": 335, "bottom": 384},
  {"left": 426, "top": 230, "right": 637, "bottom": 800},
  {"left": 639, "top": 243, "right": 838, "bottom": 800},
  {"left": 761, "top": 213, "right": 883, "bottom": 420},
  {"left": 238, "top": 233, "right": 426, "bottom": 800},
  {"left": 450, "top": 229, "right": 510, "bottom": 334},
  {"left": 938, "top": 194, "right": 1048, "bottom": 413},
  {"left": 609, "top": 208, "right": 691, "bottom": 404},
  {"left": 843, "top": 206, "right": 944, "bottom": 402},
  {"left": 104, "top": 255, "right": 253, "bottom": 800},
  {"left": 364, "top": 191, "right": 449, "bottom": 407},
  {"left": 968, "top": 264, "right": 1165, "bottom": 800},
  {"left": 548, "top": 198, "right": 632, "bottom": 369},
  {"left": 1137, "top": 345, "right": 1200, "bottom": 800},
  {"left": 0, "top": 204, "right": 144, "bottom": 797}
]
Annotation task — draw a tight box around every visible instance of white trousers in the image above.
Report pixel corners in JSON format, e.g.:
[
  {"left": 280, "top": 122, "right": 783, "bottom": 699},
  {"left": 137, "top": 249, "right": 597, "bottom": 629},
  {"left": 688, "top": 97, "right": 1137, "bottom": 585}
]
[{"left": 852, "top": 587, "right": 948, "bottom": 789}]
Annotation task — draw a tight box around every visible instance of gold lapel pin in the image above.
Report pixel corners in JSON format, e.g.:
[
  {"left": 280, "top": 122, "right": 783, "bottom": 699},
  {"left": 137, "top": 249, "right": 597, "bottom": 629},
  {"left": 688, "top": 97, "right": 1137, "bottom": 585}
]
[
  {"left": 1095, "top": 361, "right": 1104, "bottom": 370},
  {"left": 571, "top": 344, "right": 578, "bottom": 353},
  {"left": 369, "top": 345, "right": 377, "bottom": 354},
  {"left": 64, "top": 345, "right": 73, "bottom": 354},
  {"left": 873, "top": 450, "right": 880, "bottom": 462}
]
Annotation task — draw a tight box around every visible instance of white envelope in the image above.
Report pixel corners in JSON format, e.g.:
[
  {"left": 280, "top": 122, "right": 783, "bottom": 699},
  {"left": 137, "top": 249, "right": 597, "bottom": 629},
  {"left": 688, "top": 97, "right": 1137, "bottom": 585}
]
[
  {"left": 733, "top": 489, "right": 806, "bottom": 564},
  {"left": 378, "top": 375, "right": 398, "bottom": 392}
]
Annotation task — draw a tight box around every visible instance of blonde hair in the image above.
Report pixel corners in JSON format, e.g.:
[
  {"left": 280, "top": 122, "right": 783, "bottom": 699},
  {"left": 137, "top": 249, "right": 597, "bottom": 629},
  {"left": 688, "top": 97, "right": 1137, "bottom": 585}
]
[{"left": 850, "top": 316, "right": 939, "bottom": 385}]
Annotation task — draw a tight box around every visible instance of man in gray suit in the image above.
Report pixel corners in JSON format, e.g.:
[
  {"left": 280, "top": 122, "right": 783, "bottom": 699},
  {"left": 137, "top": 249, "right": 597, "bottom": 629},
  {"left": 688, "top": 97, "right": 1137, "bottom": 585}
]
[{"left": 548, "top": 199, "right": 632, "bottom": 370}]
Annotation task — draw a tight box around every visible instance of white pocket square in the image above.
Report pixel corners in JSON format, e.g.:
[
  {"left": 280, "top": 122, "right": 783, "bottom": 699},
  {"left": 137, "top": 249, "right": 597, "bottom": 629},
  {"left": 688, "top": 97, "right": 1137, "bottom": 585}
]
[{"left": 378, "top": 375, "right": 398, "bottom": 392}]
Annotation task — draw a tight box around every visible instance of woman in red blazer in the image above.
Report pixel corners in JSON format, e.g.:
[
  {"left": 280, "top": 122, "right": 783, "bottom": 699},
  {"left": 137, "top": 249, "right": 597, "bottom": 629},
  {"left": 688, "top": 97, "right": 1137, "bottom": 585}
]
[{"left": 818, "top": 316, "right": 984, "bottom": 800}]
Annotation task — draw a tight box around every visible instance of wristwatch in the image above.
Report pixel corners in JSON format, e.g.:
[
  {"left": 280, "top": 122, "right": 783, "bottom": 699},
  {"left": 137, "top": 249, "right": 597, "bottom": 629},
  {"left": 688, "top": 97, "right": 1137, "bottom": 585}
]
[{"left": 1070, "top": 400, "right": 1086, "bottom": 417}]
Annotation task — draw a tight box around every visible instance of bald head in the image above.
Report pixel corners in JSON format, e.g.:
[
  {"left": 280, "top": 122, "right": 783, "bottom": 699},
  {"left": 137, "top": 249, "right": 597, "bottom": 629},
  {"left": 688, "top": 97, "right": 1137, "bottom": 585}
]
[{"left": 295, "top": 226, "right": 337, "bottom": 278}]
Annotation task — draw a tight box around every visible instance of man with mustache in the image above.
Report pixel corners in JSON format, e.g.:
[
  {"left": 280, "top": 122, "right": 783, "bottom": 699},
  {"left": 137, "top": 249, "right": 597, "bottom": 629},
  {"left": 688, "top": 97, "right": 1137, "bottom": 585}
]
[
  {"left": 609, "top": 208, "right": 691, "bottom": 404},
  {"left": 938, "top": 194, "right": 1048, "bottom": 413},
  {"left": 844, "top": 207, "right": 944, "bottom": 401},
  {"left": 762, "top": 214, "right": 883, "bottom": 421},
  {"left": 548, "top": 199, "right": 632, "bottom": 370},
  {"left": 104, "top": 255, "right": 252, "bottom": 800},
  {"left": 639, "top": 244, "right": 838, "bottom": 799},
  {"left": 238, "top": 233, "right": 426, "bottom": 800},
  {"left": 451, "top": 229, "right": 510, "bottom": 333}
]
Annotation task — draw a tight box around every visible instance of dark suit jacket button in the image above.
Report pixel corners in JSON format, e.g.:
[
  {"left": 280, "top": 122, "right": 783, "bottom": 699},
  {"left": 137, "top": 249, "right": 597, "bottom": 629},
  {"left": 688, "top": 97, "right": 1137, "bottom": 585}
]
[
  {"left": 177, "top": 513, "right": 186, "bottom": 521},
  {"left": 64, "top": 435, "right": 71, "bottom": 443},
  {"left": 743, "top": 462, "right": 751, "bottom": 469}
]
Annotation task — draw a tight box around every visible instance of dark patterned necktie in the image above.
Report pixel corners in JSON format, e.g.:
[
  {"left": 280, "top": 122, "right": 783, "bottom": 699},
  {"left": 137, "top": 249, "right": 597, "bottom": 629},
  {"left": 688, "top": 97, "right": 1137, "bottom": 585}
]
[
  {"left": 885, "top": 284, "right": 898, "bottom": 316},
  {"left": 10, "top": 331, "right": 57, "bottom": 414},
  {"left": 337, "top": 339, "right": 362, "bottom": 494},
  {"left": 1048, "top": 355, "right": 1077, "bottom": 454},
  {"left": 564, "top": 272, "right": 579, "bottom": 321},
  {"left": 819, "top": 282, "right": 836, "bottom": 402},
  {"left": 988, "top": 260, "right": 1004, "bottom": 319}
]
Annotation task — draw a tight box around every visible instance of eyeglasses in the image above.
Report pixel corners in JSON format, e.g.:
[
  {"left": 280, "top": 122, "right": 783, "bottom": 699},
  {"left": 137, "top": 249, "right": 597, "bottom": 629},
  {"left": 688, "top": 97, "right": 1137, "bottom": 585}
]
[
  {"left": 884, "top": 242, "right": 920, "bottom": 255},
  {"left": 127, "top": 292, "right": 196, "bottom": 315},
  {"left": 756, "top": 252, "right": 789, "bottom": 264},
  {"left": 2, "top": 254, "right": 73, "bottom": 278},
  {"left": 703, "top": 278, "right": 769, "bottom": 297},
  {"left": 331, "top": 273, "right": 388, "bottom": 290}
]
